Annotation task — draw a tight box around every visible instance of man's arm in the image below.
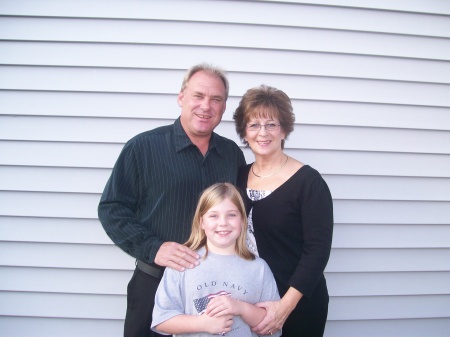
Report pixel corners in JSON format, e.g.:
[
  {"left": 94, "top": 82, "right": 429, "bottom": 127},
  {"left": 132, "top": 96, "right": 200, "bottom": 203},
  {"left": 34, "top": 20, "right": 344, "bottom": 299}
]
[
  {"left": 98, "top": 141, "right": 161, "bottom": 262},
  {"left": 99, "top": 179, "right": 199, "bottom": 269},
  {"left": 155, "top": 241, "right": 199, "bottom": 270}
]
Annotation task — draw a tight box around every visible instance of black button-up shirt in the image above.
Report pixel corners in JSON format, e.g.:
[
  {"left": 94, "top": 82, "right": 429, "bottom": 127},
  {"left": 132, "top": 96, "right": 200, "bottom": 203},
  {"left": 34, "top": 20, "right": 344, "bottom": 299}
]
[{"left": 98, "top": 118, "right": 246, "bottom": 263}]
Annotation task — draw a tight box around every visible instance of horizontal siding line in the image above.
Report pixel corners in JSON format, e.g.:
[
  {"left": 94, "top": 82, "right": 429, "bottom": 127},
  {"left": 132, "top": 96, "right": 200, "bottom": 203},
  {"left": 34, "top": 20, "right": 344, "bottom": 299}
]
[
  {"left": 1, "top": 90, "right": 449, "bottom": 113},
  {"left": 0, "top": 189, "right": 100, "bottom": 196},
  {"left": 5, "top": 189, "right": 450, "bottom": 203},
  {"left": 0, "top": 292, "right": 395, "bottom": 323},
  {"left": 1, "top": 45, "right": 450, "bottom": 88},
  {"left": 2, "top": 91, "right": 450, "bottom": 131},
  {"left": 2, "top": 110, "right": 450, "bottom": 133},
  {"left": 323, "top": 173, "right": 450, "bottom": 180},
  {"left": 0, "top": 215, "right": 92, "bottom": 220},
  {"left": 0, "top": 163, "right": 109, "bottom": 171},
  {"left": 3, "top": 239, "right": 450, "bottom": 249},
  {"left": 2, "top": 84, "right": 449, "bottom": 109},
  {"left": 3, "top": 113, "right": 450, "bottom": 133},
  {"left": 325, "top": 316, "right": 450, "bottom": 322},
  {"left": 0, "top": 314, "right": 123, "bottom": 321},
  {"left": 296, "top": 146, "right": 450, "bottom": 156},
  {"left": 333, "top": 222, "right": 450, "bottom": 226},
  {"left": 332, "top": 199, "right": 450, "bottom": 204},
  {"left": 2, "top": 13, "right": 450, "bottom": 39},
  {"left": 0, "top": 88, "right": 172, "bottom": 97},
  {"left": 1, "top": 39, "right": 449, "bottom": 62},
  {"left": 0, "top": 315, "right": 125, "bottom": 324},
  {"left": 4, "top": 138, "right": 450, "bottom": 154},
  {"left": 2, "top": 145, "right": 450, "bottom": 176},
  {"left": 1, "top": 88, "right": 450, "bottom": 112},
  {"left": 1, "top": 261, "right": 449, "bottom": 275},
  {"left": 1, "top": 215, "right": 449, "bottom": 227},
  {"left": 268, "top": 1, "right": 450, "bottom": 15},
  {"left": 2, "top": 112, "right": 450, "bottom": 129},
  {"left": 2, "top": 188, "right": 449, "bottom": 203},
  {"left": 3, "top": 215, "right": 449, "bottom": 228},
  {"left": 0, "top": 163, "right": 112, "bottom": 171},
  {"left": 3, "top": 288, "right": 450, "bottom": 300},
  {"left": 0, "top": 215, "right": 104, "bottom": 225},
  {"left": 1, "top": 115, "right": 449, "bottom": 133},
  {"left": 276, "top": 0, "right": 450, "bottom": 17},
  {"left": 5, "top": 57, "right": 450, "bottom": 84},
  {"left": 324, "top": 270, "right": 450, "bottom": 275},
  {"left": 0, "top": 163, "right": 450, "bottom": 181},
  {"left": 2, "top": 240, "right": 104, "bottom": 246},
  {"left": 0, "top": 265, "right": 132, "bottom": 273},
  {"left": 2, "top": 214, "right": 449, "bottom": 227},
  {"left": 251, "top": 245, "right": 450, "bottom": 251},
  {"left": 0, "top": 289, "right": 126, "bottom": 298},
  {"left": 2, "top": 39, "right": 450, "bottom": 63},
  {"left": 3, "top": 239, "right": 450, "bottom": 250},
  {"left": 1, "top": 163, "right": 450, "bottom": 180},
  {"left": 0, "top": 216, "right": 101, "bottom": 221},
  {"left": 0, "top": 162, "right": 114, "bottom": 171},
  {"left": 2, "top": 0, "right": 450, "bottom": 17},
  {"left": 329, "top": 293, "right": 450, "bottom": 299}
]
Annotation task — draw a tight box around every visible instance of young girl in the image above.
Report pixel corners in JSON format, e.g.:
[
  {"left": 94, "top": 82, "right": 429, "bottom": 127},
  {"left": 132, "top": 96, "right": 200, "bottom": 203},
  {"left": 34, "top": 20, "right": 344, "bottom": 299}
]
[{"left": 151, "top": 183, "right": 281, "bottom": 337}]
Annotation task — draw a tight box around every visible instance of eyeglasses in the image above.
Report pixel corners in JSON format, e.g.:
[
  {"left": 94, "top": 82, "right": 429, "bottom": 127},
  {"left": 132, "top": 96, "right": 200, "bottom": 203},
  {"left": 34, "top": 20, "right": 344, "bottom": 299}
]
[{"left": 246, "top": 123, "right": 280, "bottom": 131}]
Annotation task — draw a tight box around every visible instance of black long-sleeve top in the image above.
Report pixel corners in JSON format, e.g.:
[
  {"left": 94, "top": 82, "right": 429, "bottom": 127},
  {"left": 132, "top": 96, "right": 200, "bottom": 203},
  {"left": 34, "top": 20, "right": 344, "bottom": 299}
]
[
  {"left": 98, "top": 118, "right": 246, "bottom": 264},
  {"left": 237, "top": 164, "right": 333, "bottom": 302}
]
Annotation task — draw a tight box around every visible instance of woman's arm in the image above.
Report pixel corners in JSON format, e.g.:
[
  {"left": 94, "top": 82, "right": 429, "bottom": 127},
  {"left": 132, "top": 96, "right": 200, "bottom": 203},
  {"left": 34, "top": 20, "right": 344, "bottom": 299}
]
[
  {"left": 279, "top": 287, "right": 303, "bottom": 316},
  {"left": 252, "top": 287, "right": 303, "bottom": 335},
  {"left": 155, "top": 313, "right": 233, "bottom": 335}
]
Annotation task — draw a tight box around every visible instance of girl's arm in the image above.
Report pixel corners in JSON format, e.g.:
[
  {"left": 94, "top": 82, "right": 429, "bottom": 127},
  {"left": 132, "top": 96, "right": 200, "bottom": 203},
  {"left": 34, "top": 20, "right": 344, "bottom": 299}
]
[
  {"left": 205, "top": 296, "right": 266, "bottom": 328},
  {"left": 155, "top": 313, "right": 233, "bottom": 335}
]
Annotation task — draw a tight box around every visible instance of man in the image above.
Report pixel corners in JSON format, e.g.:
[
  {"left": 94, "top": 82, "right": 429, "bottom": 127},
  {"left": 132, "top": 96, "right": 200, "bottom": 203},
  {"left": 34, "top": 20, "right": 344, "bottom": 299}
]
[{"left": 98, "top": 63, "right": 246, "bottom": 337}]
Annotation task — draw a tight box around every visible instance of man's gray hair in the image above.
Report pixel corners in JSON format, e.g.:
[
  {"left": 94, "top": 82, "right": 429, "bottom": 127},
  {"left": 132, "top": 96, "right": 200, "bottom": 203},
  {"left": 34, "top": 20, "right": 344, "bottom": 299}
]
[{"left": 180, "top": 63, "right": 229, "bottom": 100}]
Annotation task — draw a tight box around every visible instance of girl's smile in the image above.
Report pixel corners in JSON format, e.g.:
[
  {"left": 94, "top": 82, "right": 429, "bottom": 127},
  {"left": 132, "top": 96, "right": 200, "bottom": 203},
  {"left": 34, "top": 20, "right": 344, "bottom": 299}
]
[{"left": 201, "top": 197, "right": 243, "bottom": 255}]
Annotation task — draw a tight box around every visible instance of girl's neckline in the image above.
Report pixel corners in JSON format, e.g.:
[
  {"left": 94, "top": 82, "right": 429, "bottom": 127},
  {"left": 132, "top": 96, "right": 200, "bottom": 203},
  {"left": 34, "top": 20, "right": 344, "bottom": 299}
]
[{"left": 199, "top": 246, "right": 238, "bottom": 257}]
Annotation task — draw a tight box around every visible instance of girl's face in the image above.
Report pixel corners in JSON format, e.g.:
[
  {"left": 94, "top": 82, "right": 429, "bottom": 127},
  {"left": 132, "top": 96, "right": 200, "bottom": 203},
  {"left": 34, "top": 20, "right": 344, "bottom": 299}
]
[{"left": 201, "top": 197, "right": 243, "bottom": 255}]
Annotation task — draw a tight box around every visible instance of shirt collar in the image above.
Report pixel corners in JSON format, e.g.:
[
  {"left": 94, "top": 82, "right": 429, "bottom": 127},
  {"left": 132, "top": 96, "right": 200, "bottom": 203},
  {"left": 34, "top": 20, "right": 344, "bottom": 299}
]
[{"left": 173, "top": 117, "right": 224, "bottom": 157}]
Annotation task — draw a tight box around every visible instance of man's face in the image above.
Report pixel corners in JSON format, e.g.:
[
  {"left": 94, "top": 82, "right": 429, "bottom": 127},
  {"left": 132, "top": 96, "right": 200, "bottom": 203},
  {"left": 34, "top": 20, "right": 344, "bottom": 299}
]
[{"left": 178, "top": 71, "right": 227, "bottom": 140}]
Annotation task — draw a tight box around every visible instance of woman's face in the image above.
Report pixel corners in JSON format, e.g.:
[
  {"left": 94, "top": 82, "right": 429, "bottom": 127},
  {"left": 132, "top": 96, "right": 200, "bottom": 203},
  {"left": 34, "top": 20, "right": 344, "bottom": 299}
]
[{"left": 245, "top": 113, "right": 286, "bottom": 157}]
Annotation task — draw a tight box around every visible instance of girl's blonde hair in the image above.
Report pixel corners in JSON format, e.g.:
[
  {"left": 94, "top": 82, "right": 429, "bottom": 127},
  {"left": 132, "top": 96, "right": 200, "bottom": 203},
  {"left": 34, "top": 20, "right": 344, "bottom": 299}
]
[{"left": 185, "top": 183, "right": 255, "bottom": 261}]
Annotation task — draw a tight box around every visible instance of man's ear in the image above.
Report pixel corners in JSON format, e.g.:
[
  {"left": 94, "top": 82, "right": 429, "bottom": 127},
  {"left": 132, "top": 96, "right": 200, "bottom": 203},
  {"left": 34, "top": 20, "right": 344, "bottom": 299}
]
[{"left": 177, "top": 91, "right": 184, "bottom": 107}]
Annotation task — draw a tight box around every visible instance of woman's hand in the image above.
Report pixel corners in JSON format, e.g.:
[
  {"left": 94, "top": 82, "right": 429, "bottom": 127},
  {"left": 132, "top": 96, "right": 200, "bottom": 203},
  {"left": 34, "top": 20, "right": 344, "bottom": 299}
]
[
  {"left": 252, "top": 287, "right": 303, "bottom": 335},
  {"left": 251, "top": 300, "right": 287, "bottom": 335}
]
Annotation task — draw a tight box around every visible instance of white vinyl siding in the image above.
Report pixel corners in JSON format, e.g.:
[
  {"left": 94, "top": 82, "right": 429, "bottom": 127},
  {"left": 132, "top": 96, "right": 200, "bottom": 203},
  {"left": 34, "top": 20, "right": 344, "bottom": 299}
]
[{"left": 0, "top": 1, "right": 449, "bottom": 336}]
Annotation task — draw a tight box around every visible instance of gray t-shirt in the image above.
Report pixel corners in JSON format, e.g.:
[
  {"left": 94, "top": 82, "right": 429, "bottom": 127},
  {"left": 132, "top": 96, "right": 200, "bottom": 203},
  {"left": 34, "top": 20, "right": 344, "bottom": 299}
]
[{"left": 151, "top": 247, "right": 281, "bottom": 337}]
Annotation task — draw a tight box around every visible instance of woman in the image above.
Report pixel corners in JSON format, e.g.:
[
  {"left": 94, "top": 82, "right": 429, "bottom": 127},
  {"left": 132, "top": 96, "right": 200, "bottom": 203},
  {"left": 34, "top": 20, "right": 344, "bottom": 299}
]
[{"left": 234, "top": 85, "right": 333, "bottom": 337}]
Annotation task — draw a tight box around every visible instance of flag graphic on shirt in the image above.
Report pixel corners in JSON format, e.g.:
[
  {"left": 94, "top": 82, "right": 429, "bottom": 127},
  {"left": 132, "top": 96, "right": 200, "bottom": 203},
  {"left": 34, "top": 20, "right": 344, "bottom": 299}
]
[{"left": 193, "top": 290, "right": 231, "bottom": 315}]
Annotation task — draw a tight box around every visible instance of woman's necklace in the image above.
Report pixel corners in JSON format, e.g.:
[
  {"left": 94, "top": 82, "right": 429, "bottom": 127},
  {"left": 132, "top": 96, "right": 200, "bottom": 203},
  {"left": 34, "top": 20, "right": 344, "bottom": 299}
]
[{"left": 251, "top": 155, "right": 289, "bottom": 178}]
